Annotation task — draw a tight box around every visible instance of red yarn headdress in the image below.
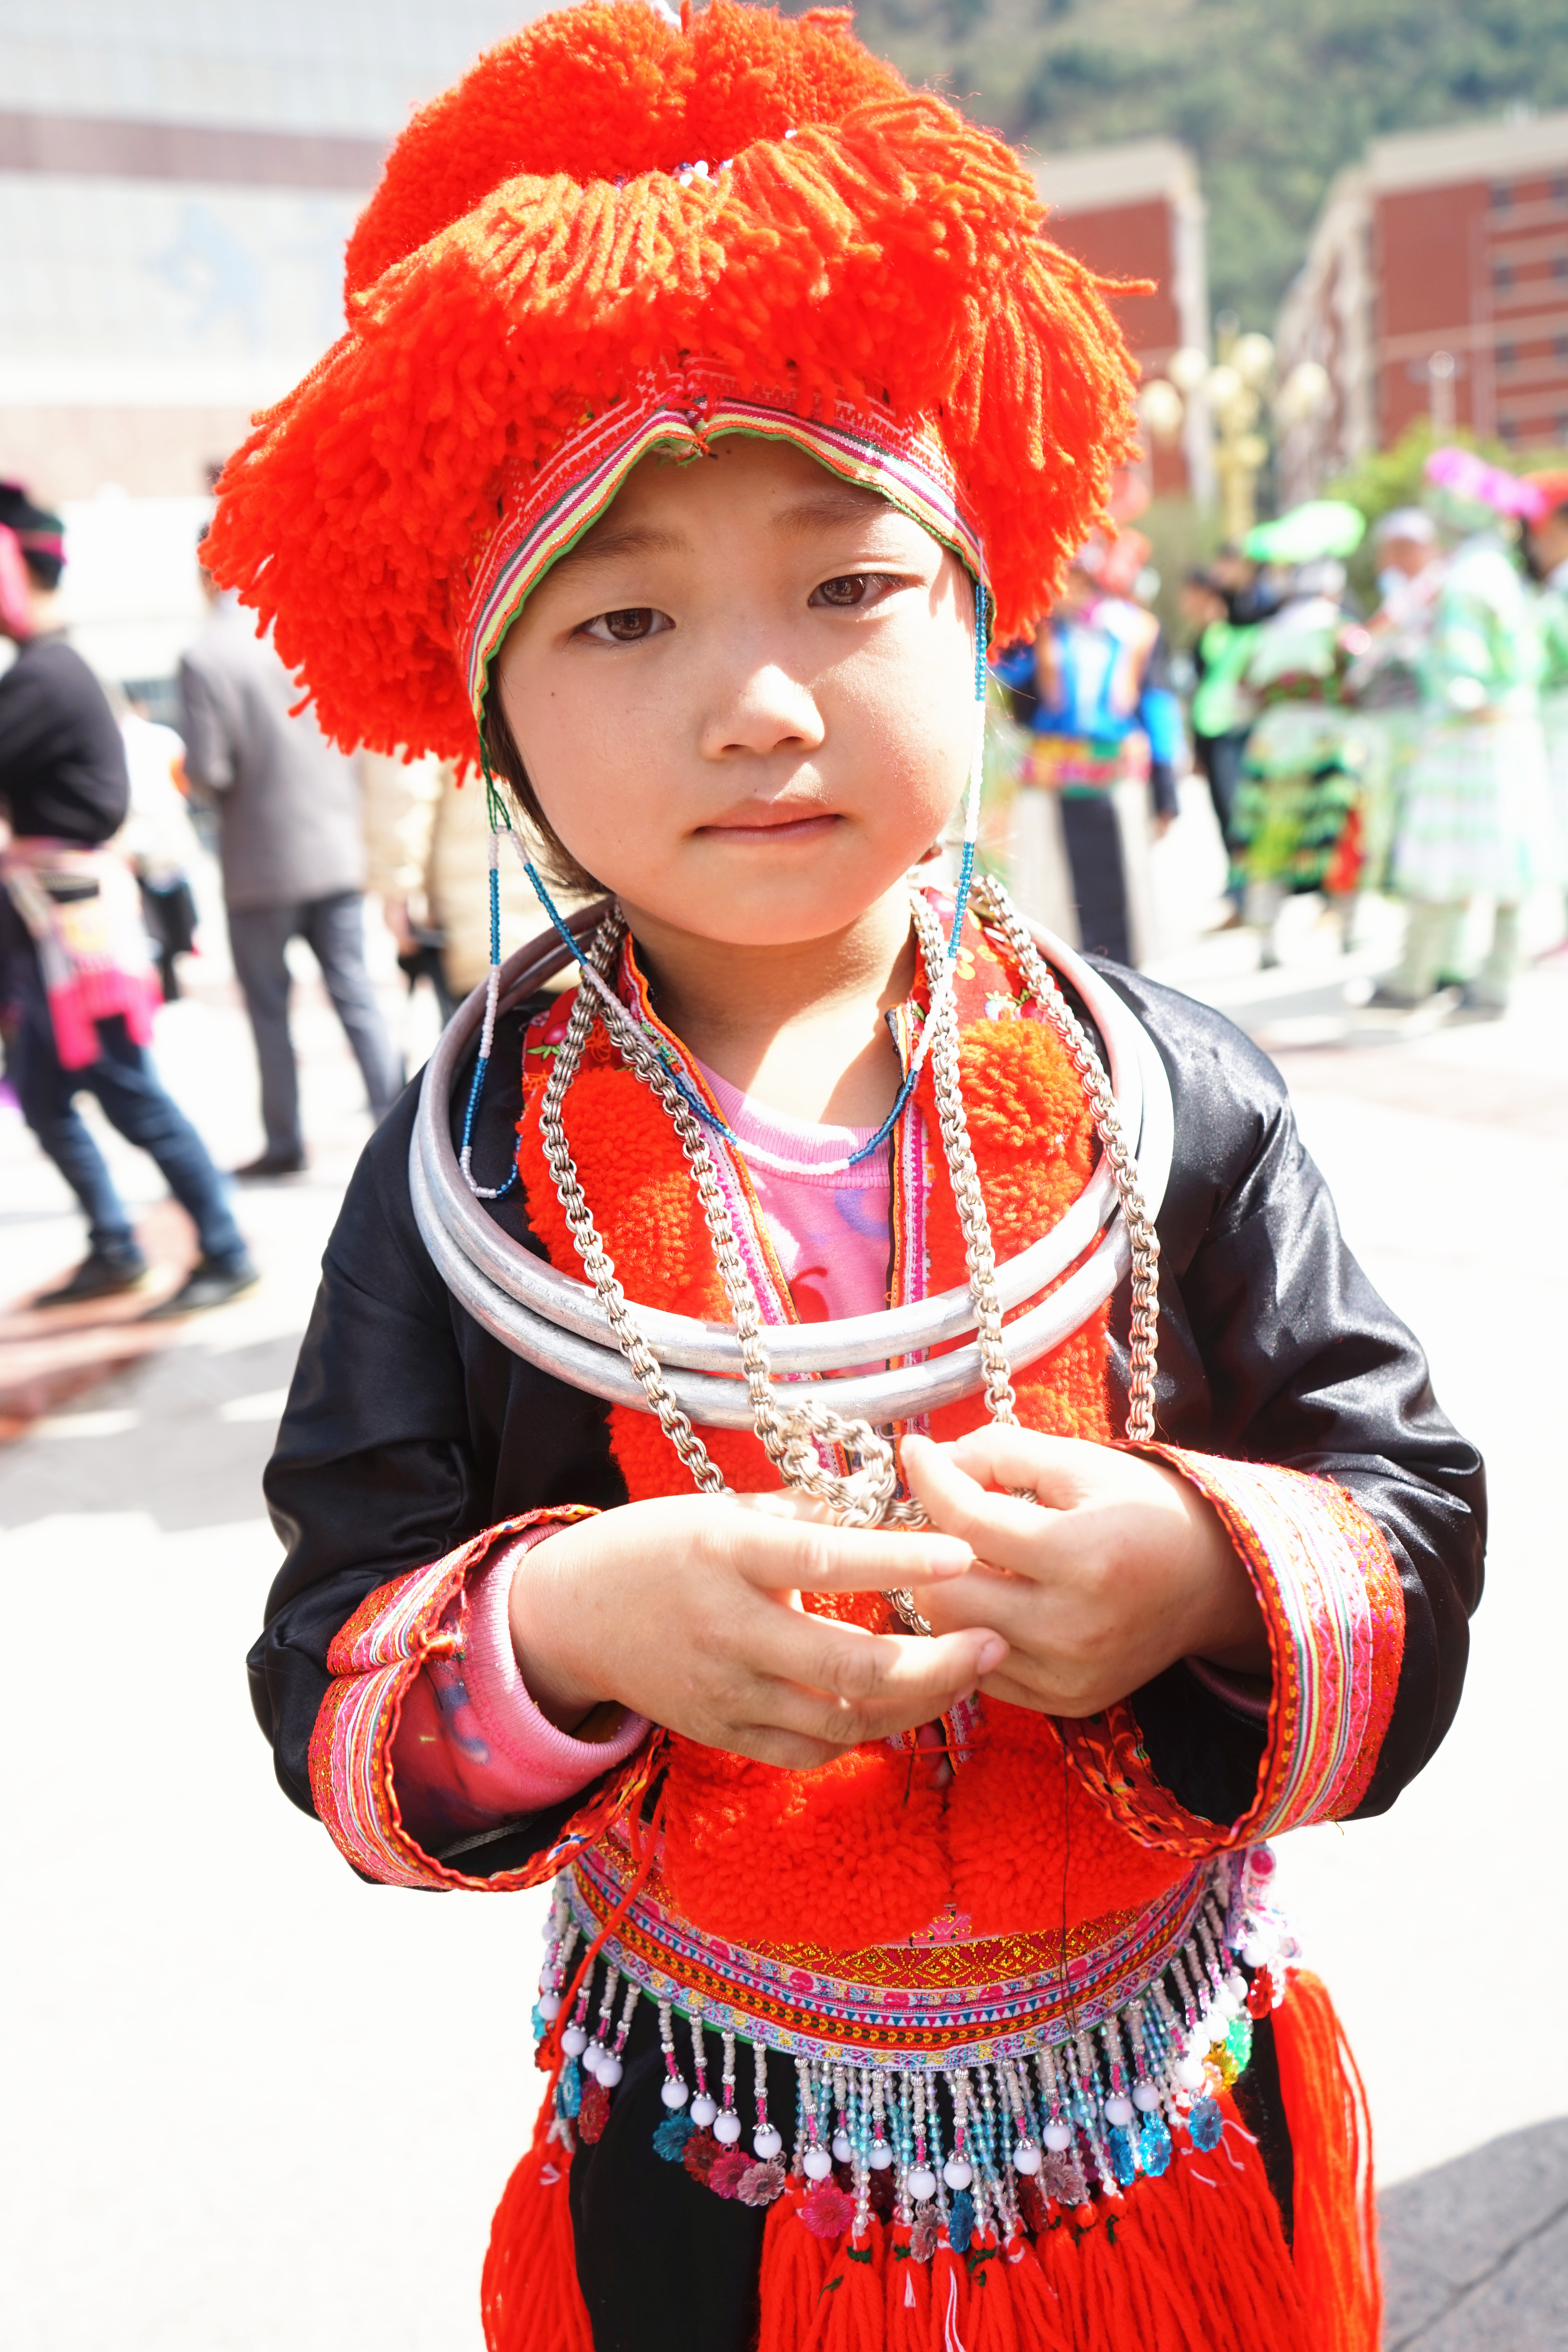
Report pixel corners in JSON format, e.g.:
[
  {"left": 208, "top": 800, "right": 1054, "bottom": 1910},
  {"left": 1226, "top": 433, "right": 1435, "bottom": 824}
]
[{"left": 204, "top": 0, "right": 1139, "bottom": 762}]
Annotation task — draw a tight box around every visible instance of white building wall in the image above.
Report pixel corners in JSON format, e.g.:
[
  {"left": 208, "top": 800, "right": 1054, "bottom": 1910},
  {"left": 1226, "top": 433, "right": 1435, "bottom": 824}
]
[
  {"left": 2, "top": 0, "right": 537, "bottom": 135},
  {"left": 0, "top": 0, "right": 554, "bottom": 674}
]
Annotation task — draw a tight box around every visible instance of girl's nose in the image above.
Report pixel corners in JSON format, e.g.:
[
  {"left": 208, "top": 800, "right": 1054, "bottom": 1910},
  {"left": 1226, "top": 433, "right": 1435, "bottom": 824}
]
[{"left": 699, "top": 663, "right": 826, "bottom": 760}]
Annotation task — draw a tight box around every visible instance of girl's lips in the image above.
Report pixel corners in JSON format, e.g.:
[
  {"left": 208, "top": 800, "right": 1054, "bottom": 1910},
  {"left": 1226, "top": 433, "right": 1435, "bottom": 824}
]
[{"left": 696, "top": 809, "right": 841, "bottom": 843}]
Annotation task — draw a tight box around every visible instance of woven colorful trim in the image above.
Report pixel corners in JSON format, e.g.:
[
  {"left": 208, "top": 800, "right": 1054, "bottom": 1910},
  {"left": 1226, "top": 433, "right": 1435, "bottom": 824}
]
[
  {"left": 564, "top": 1832, "right": 1228, "bottom": 2071},
  {"left": 1058, "top": 1452, "right": 1406, "bottom": 1855},
  {"left": 306, "top": 1507, "right": 657, "bottom": 1891},
  {"left": 461, "top": 358, "right": 987, "bottom": 725}
]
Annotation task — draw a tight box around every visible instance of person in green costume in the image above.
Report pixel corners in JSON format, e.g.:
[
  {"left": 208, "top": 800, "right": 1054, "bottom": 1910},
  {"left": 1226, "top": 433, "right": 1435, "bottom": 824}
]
[
  {"left": 1181, "top": 568, "right": 1258, "bottom": 925},
  {"left": 1522, "top": 471, "right": 1568, "bottom": 953},
  {"left": 1376, "top": 453, "right": 1558, "bottom": 1015}
]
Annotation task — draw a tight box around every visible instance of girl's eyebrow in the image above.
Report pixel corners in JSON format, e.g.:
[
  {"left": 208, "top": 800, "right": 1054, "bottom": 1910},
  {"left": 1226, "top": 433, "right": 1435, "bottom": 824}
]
[
  {"left": 550, "top": 483, "right": 896, "bottom": 582},
  {"left": 771, "top": 484, "right": 896, "bottom": 538},
  {"left": 550, "top": 521, "right": 691, "bottom": 577}
]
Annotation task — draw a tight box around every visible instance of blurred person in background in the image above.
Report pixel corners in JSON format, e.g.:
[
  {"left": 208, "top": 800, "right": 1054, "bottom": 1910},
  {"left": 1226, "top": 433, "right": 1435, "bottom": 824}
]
[
  {"left": 180, "top": 535, "right": 403, "bottom": 1175},
  {"left": 992, "top": 531, "right": 1181, "bottom": 967},
  {"left": 1521, "top": 468, "right": 1568, "bottom": 949},
  {"left": 1180, "top": 566, "right": 1258, "bottom": 927},
  {"left": 1229, "top": 503, "right": 1370, "bottom": 967},
  {"left": 0, "top": 483, "right": 256, "bottom": 1311},
  {"left": 1375, "top": 449, "right": 1558, "bottom": 1016},
  {"left": 1342, "top": 509, "right": 1444, "bottom": 902},
  {"left": 361, "top": 750, "right": 545, "bottom": 1027},
  {"left": 118, "top": 690, "right": 203, "bottom": 1000}
]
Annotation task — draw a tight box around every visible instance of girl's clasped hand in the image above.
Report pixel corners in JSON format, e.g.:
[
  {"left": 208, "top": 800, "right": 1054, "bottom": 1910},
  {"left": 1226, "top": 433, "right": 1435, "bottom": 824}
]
[{"left": 509, "top": 1427, "right": 1266, "bottom": 1767}]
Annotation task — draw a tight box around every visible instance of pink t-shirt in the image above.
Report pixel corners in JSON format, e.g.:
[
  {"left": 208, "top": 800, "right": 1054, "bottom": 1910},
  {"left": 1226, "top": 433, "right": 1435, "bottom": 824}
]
[
  {"left": 696, "top": 1059, "right": 892, "bottom": 1325},
  {"left": 390, "top": 1073, "right": 895, "bottom": 1838}
]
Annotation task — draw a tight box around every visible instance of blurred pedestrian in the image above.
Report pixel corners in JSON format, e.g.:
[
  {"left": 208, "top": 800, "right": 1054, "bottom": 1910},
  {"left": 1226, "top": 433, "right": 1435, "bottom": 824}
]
[
  {"left": 1180, "top": 566, "right": 1258, "bottom": 925},
  {"left": 992, "top": 532, "right": 1181, "bottom": 966},
  {"left": 0, "top": 483, "right": 256, "bottom": 1311},
  {"left": 179, "top": 542, "right": 402, "bottom": 1174},
  {"left": 1522, "top": 468, "right": 1568, "bottom": 942},
  {"left": 1342, "top": 510, "right": 1443, "bottom": 897},
  {"left": 361, "top": 750, "right": 546, "bottom": 1025},
  {"left": 118, "top": 694, "right": 203, "bottom": 1000},
  {"left": 1376, "top": 448, "right": 1558, "bottom": 1015},
  {"left": 1229, "top": 503, "right": 1370, "bottom": 966}
]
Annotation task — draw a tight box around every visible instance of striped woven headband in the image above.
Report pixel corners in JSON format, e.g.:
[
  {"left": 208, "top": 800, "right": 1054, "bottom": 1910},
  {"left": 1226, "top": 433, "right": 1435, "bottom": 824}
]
[{"left": 460, "top": 360, "right": 988, "bottom": 728}]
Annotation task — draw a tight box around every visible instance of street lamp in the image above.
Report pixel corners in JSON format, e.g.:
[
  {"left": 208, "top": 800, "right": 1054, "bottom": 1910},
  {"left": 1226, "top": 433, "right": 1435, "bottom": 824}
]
[{"left": 1140, "top": 322, "right": 1333, "bottom": 539}]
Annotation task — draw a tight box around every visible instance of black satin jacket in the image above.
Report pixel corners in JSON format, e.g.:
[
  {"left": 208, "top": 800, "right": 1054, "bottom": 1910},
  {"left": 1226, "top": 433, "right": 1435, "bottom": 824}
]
[{"left": 255, "top": 962, "right": 1483, "bottom": 1844}]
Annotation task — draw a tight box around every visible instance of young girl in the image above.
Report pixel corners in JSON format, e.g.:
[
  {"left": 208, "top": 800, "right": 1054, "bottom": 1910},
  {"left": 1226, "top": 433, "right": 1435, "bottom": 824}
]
[{"left": 214, "top": 10, "right": 1483, "bottom": 2349}]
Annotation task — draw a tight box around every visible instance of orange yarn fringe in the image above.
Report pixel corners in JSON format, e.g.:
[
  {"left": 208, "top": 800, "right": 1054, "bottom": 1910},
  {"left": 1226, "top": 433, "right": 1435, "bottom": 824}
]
[
  {"left": 481, "top": 2074, "right": 591, "bottom": 2352},
  {"left": 481, "top": 1970, "right": 1380, "bottom": 2352},
  {"left": 1274, "top": 1968, "right": 1382, "bottom": 2352}
]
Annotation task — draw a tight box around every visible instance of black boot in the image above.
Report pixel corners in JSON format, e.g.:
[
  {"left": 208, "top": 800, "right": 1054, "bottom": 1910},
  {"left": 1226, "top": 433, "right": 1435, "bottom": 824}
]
[
  {"left": 33, "top": 1247, "right": 149, "bottom": 1308},
  {"left": 232, "top": 1150, "right": 306, "bottom": 1179},
  {"left": 144, "top": 1254, "right": 261, "bottom": 1319}
]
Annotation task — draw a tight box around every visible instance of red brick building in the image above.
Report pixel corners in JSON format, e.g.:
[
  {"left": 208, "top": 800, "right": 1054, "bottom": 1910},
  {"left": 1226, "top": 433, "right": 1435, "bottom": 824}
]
[
  {"left": 1032, "top": 140, "right": 1211, "bottom": 501},
  {"left": 1276, "top": 111, "right": 1568, "bottom": 501}
]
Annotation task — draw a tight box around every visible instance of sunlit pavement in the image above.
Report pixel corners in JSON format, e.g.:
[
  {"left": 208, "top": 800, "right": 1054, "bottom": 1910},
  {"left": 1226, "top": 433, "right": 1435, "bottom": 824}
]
[{"left": 3, "top": 851, "right": 1566, "bottom": 2347}]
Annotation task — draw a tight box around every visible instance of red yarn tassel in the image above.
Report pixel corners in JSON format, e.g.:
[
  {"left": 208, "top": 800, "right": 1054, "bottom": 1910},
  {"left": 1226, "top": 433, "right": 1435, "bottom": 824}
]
[
  {"left": 962, "top": 2229, "right": 1020, "bottom": 2352},
  {"left": 480, "top": 2079, "right": 591, "bottom": 2352},
  {"left": 1273, "top": 1969, "right": 1382, "bottom": 2352},
  {"left": 886, "top": 2221, "right": 931, "bottom": 2350},
  {"left": 757, "top": 2180, "right": 831, "bottom": 2352},
  {"left": 1071, "top": 2202, "right": 1140, "bottom": 2348},
  {"left": 996, "top": 2230, "right": 1073, "bottom": 2349},
  {"left": 929, "top": 2237, "right": 970, "bottom": 2348},
  {"left": 805, "top": 2227, "right": 886, "bottom": 2352},
  {"left": 1029, "top": 2205, "right": 1094, "bottom": 2344}
]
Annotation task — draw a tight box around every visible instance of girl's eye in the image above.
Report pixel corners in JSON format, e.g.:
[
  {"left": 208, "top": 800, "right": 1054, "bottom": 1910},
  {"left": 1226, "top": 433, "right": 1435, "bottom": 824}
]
[
  {"left": 580, "top": 607, "right": 671, "bottom": 643},
  {"left": 811, "top": 572, "right": 897, "bottom": 610}
]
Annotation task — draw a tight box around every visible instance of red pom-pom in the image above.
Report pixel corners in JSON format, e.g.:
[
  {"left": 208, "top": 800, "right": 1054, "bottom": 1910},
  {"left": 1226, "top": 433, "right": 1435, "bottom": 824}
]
[{"left": 205, "top": 0, "right": 1138, "bottom": 763}]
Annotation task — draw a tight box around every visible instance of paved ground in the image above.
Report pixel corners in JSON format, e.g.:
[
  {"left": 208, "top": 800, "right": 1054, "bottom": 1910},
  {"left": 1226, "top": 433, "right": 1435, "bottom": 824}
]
[
  {"left": 1379, "top": 2121, "right": 1568, "bottom": 2350},
  {"left": 3, "top": 837, "right": 1565, "bottom": 2346}
]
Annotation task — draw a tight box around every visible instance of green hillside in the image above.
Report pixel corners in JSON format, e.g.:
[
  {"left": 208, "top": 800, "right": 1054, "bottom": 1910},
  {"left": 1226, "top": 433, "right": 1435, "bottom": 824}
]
[{"left": 842, "top": 0, "right": 1568, "bottom": 325}]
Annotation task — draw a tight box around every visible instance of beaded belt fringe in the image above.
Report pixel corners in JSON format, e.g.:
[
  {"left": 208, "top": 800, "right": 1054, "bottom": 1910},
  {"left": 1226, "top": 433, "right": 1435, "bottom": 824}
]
[{"left": 529, "top": 1846, "right": 1292, "bottom": 2254}]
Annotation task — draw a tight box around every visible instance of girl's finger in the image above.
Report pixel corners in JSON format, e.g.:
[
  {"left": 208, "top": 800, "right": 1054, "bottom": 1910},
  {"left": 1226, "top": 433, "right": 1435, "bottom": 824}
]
[
  {"left": 735, "top": 1616, "right": 1008, "bottom": 1746},
  {"left": 727, "top": 1509, "right": 976, "bottom": 1593},
  {"left": 936, "top": 1424, "right": 1095, "bottom": 1502},
  {"left": 898, "top": 1435, "right": 1060, "bottom": 1575}
]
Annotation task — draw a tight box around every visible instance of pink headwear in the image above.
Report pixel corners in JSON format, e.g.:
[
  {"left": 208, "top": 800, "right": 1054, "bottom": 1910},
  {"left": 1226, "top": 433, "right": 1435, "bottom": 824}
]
[{"left": 1425, "top": 444, "right": 1550, "bottom": 523}]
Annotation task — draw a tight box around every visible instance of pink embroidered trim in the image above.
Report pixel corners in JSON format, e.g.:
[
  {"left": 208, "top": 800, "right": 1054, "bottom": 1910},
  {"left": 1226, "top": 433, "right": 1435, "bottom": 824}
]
[
  {"left": 1058, "top": 1452, "right": 1406, "bottom": 1855},
  {"left": 307, "top": 1506, "right": 647, "bottom": 1891}
]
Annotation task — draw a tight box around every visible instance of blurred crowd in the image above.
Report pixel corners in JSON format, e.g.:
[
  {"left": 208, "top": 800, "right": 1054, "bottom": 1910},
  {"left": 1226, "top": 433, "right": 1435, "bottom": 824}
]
[
  {"left": 0, "top": 480, "right": 524, "bottom": 1312},
  {"left": 991, "top": 445, "right": 1568, "bottom": 1014},
  {"left": 3, "top": 441, "right": 1567, "bottom": 1313}
]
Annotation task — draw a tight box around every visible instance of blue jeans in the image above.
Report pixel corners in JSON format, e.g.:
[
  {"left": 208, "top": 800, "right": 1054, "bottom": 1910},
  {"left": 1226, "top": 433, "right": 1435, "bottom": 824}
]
[{"left": 6, "top": 949, "right": 247, "bottom": 1265}]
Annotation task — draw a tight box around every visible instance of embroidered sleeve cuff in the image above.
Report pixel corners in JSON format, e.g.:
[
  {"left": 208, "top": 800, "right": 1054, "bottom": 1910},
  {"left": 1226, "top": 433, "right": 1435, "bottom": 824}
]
[
  {"left": 1058, "top": 1449, "right": 1406, "bottom": 1855},
  {"left": 307, "top": 1508, "right": 660, "bottom": 1891},
  {"left": 454, "top": 1539, "right": 649, "bottom": 1802}
]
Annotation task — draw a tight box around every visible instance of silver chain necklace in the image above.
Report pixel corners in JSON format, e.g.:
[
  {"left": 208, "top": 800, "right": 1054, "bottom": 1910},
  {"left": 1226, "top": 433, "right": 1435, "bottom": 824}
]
[{"left": 532, "top": 876, "right": 1160, "bottom": 1553}]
